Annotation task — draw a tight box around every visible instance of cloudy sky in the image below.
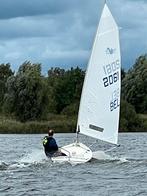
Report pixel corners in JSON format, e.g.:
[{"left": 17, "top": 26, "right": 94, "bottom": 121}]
[{"left": 0, "top": 0, "right": 147, "bottom": 73}]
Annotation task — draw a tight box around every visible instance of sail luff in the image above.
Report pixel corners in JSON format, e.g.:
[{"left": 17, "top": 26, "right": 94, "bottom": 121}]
[
  {"left": 76, "top": 7, "right": 101, "bottom": 133},
  {"left": 76, "top": 4, "right": 103, "bottom": 134}
]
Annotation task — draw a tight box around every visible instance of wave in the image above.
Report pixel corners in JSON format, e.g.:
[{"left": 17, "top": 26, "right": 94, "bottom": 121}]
[
  {"left": 0, "top": 161, "right": 9, "bottom": 170},
  {"left": 92, "top": 150, "right": 129, "bottom": 163},
  {"left": 1, "top": 149, "right": 146, "bottom": 170}
]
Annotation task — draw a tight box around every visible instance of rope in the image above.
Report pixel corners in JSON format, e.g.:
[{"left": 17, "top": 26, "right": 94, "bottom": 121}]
[
  {"left": 88, "top": 140, "right": 120, "bottom": 152},
  {"left": 88, "top": 140, "right": 99, "bottom": 148}
]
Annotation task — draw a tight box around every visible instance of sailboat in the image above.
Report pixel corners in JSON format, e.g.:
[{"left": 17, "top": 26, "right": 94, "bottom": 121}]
[{"left": 51, "top": 2, "right": 121, "bottom": 164}]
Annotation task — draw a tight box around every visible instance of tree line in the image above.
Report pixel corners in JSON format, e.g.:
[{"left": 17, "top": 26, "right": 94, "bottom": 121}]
[
  {"left": 0, "top": 62, "right": 84, "bottom": 121},
  {"left": 0, "top": 54, "right": 147, "bottom": 131}
]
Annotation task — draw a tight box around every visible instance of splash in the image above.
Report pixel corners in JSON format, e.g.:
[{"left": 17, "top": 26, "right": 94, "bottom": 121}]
[
  {"left": 20, "top": 149, "right": 47, "bottom": 164},
  {"left": 92, "top": 150, "right": 112, "bottom": 160},
  {"left": 8, "top": 149, "right": 49, "bottom": 169},
  {"left": 92, "top": 150, "right": 129, "bottom": 163},
  {"left": 118, "top": 157, "right": 129, "bottom": 163}
]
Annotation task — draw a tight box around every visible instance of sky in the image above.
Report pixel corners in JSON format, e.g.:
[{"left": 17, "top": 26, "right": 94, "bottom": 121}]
[{"left": 0, "top": 0, "right": 147, "bottom": 74}]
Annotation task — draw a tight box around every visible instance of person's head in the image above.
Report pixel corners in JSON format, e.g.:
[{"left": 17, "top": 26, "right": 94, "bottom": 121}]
[{"left": 48, "top": 129, "right": 54, "bottom": 137}]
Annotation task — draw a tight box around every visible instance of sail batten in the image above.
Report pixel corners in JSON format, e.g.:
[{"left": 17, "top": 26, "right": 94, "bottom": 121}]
[
  {"left": 77, "top": 3, "right": 121, "bottom": 145},
  {"left": 98, "top": 29, "right": 118, "bottom": 36}
]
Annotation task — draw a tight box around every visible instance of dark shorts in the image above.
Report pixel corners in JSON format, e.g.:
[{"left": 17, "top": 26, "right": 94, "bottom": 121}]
[{"left": 45, "top": 151, "right": 66, "bottom": 158}]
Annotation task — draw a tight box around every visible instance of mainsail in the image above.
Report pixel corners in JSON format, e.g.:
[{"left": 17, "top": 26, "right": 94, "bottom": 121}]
[{"left": 77, "top": 4, "right": 121, "bottom": 144}]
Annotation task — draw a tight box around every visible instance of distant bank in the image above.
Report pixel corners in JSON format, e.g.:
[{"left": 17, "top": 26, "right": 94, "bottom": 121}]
[
  {"left": 0, "top": 114, "right": 76, "bottom": 134},
  {"left": 0, "top": 114, "right": 147, "bottom": 134}
]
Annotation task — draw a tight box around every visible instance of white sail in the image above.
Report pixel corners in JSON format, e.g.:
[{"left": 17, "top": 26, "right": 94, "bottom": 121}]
[{"left": 77, "top": 4, "right": 121, "bottom": 144}]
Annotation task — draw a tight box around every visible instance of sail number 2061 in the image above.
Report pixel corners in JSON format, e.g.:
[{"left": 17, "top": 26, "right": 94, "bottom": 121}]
[{"left": 103, "top": 71, "right": 119, "bottom": 87}]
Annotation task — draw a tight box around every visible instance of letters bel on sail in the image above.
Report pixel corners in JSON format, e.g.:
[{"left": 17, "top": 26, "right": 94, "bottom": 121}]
[{"left": 77, "top": 4, "right": 121, "bottom": 144}]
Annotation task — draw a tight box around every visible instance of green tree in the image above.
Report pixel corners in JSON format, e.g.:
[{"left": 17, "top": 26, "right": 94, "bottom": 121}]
[
  {"left": 47, "top": 67, "right": 65, "bottom": 113},
  {"left": 0, "top": 63, "right": 14, "bottom": 112},
  {"left": 4, "top": 61, "right": 48, "bottom": 121},
  {"left": 61, "top": 67, "right": 85, "bottom": 115},
  {"left": 119, "top": 100, "right": 144, "bottom": 131},
  {"left": 122, "top": 55, "right": 147, "bottom": 113},
  {"left": 121, "top": 68, "right": 126, "bottom": 80},
  {"left": 47, "top": 67, "right": 85, "bottom": 114}
]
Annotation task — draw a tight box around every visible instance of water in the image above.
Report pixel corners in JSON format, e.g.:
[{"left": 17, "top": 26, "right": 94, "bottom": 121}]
[{"left": 0, "top": 133, "right": 147, "bottom": 196}]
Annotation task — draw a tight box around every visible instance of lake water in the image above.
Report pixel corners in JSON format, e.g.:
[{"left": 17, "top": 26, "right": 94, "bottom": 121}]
[{"left": 0, "top": 133, "right": 147, "bottom": 196}]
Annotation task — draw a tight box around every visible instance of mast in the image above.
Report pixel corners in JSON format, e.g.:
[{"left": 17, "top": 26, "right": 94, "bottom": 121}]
[{"left": 76, "top": 125, "right": 80, "bottom": 143}]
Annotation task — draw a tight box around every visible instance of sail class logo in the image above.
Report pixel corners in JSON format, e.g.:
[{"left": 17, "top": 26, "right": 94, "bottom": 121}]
[{"left": 106, "top": 48, "right": 116, "bottom": 55}]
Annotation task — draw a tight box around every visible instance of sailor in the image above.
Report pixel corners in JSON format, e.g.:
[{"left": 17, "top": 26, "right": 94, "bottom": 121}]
[{"left": 43, "top": 129, "right": 59, "bottom": 157}]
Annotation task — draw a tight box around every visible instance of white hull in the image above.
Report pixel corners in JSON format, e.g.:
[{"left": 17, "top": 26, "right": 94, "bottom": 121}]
[{"left": 51, "top": 142, "right": 92, "bottom": 164}]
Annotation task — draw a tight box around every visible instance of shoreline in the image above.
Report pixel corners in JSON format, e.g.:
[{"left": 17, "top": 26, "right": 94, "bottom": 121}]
[
  {"left": 0, "top": 114, "right": 147, "bottom": 134},
  {"left": 0, "top": 115, "right": 76, "bottom": 134}
]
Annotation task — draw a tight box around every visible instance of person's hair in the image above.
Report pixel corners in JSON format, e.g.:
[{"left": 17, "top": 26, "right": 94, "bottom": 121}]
[{"left": 48, "top": 129, "right": 54, "bottom": 136}]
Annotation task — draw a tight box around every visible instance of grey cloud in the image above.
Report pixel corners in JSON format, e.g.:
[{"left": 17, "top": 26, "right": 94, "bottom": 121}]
[
  {"left": 0, "top": 0, "right": 101, "bottom": 40},
  {"left": 0, "top": 0, "right": 147, "bottom": 72},
  {"left": 0, "top": 16, "right": 60, "bottom": 39},
  {"left": 113, "top": 0, "right": 147, "bottom": 69},
  {"left": 0, "top": 37, "right": 89, "bottom": 74},
  {"left": 0, "top": 0, "right": 98, "bottom": 19},
  {"left": 0, "top": 0, "right": 70, "bottom": 19}
]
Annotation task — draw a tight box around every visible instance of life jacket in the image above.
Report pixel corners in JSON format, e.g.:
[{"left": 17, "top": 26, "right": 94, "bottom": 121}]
[
  {"left": 43, "top": 136, "right": 48, "bottom": 146},
  {"left": 42, "top": 136, "right": 58, "bottom": 154}
]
